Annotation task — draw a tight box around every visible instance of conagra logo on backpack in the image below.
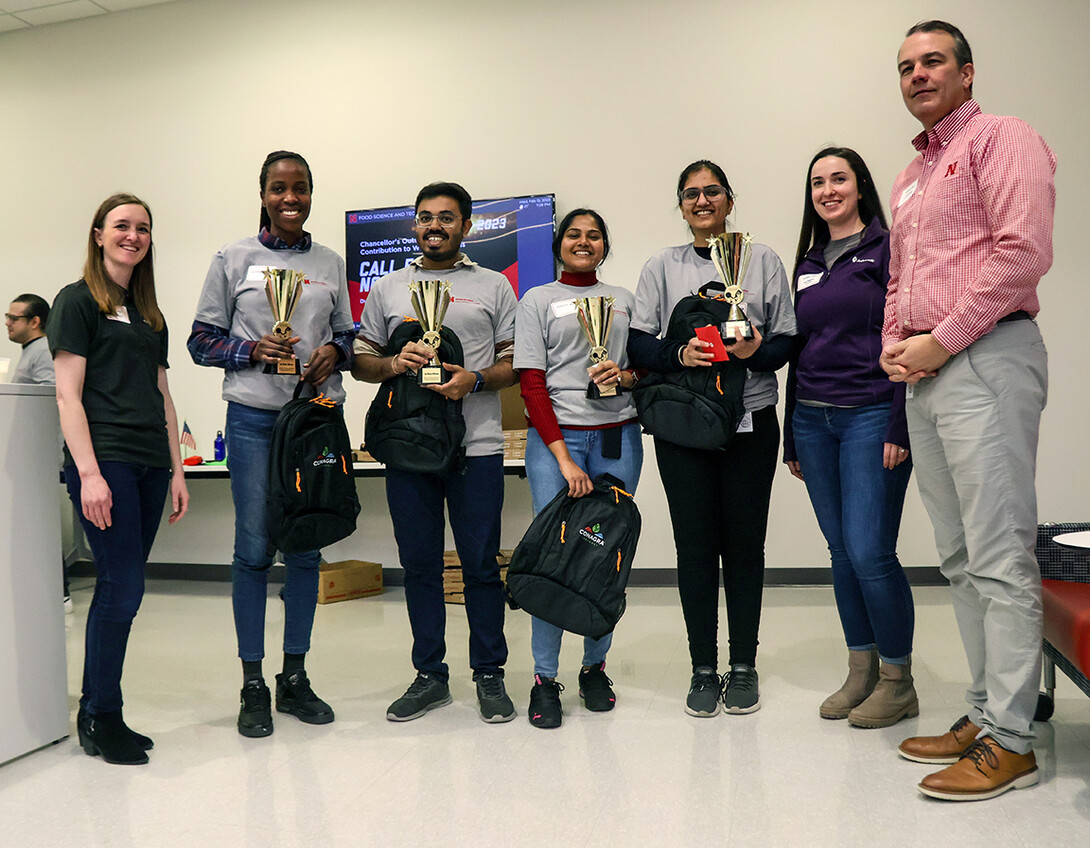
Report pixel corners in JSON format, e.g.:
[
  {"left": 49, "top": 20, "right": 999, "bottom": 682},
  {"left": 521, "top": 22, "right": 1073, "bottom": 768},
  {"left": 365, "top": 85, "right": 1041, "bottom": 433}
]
[
  {"left": 267, "top": 382, "right": 361, "bottom": 555},
  {"left": 506, "top": 473, "right": 641, "bottom": 639},
  {"left": 579, "top": 523, "right": 605, "bottom": 546}
]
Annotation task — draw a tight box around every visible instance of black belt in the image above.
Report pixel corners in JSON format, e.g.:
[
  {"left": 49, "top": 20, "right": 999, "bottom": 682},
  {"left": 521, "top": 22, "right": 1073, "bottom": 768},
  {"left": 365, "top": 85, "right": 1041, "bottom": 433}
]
[
  {"left": 912, "top": 310, "right": 1032, "bottom": 336},
  {"left": 997, "top": 310, "right": 1032, "bottom": 324}
]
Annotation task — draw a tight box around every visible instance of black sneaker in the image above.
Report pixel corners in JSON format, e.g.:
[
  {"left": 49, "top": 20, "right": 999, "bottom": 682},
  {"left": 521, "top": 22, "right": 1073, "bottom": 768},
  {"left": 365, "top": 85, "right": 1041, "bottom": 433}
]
[
  {"left": 578, "top": 662, "right": 616, "bottom": 712},
  {"left": 474, "top": 672, "right": 515, "bottom": 723},
  {"left": 686, "top": 667, "right": 722, "bottom": 717},
  {"left": 528, "top": 676, "right": 564, "bottom": 729},
  {"left": 275, "top": 671, "right": 335, "bottom": 725},
  {"left": 722, "top": 664, "right": 760, "bottom": 714},
  {"left": 238, "top": 679, "right": 274, "bottom": 738},
  {"left": 386, "top": 672, "right": 452, "bottom": 722}
]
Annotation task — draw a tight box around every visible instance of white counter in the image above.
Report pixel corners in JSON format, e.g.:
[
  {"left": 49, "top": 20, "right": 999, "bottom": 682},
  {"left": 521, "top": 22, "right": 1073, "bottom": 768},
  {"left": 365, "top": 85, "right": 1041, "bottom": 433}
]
[{"left": 0, "top": 384, "right": 69, "bottom": 764}]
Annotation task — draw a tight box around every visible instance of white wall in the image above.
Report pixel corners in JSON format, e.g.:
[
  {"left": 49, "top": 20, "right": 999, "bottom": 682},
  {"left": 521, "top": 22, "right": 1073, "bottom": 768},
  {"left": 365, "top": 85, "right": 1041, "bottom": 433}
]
[{"left": 2, "top": 0, "right": 1087, "bottom": 572}]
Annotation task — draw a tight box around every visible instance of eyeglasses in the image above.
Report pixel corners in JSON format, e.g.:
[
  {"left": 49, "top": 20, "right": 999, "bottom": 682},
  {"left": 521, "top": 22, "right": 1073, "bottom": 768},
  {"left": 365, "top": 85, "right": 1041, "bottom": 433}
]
[
  {"left": 415, "top": 212, "right": 461, "bottom": 229},
  {"left": 679, "top": 185, "right": 729, "bottom": 203},
  {"left": 4, "top": 313, "right": 29, "bottom": 322}
]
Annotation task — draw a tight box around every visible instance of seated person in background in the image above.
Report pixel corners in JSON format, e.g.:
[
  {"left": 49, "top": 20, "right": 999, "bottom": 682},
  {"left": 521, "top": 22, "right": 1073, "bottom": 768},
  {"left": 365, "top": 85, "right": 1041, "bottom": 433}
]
[{"left": 7, "top": 293, "right": 55, "bottom": 384}]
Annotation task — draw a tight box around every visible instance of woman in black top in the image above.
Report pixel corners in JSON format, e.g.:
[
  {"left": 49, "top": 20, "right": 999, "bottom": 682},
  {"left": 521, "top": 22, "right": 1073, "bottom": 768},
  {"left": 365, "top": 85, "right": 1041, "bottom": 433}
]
[{"left": 51, "top": 193, "right": 189, "bottom": 766}]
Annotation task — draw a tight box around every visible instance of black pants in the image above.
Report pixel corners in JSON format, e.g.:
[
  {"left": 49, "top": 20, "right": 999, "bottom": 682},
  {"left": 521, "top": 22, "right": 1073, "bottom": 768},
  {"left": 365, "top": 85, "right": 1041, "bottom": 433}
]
[{"left": 655, "top": 406, "right": 780, "bottom": 670}]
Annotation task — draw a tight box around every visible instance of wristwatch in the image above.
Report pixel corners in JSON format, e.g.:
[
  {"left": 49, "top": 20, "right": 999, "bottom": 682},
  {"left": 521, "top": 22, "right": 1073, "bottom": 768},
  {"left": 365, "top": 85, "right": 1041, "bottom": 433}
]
[{"left": 471, "top": 371, "right": 485, "bottom": 393}]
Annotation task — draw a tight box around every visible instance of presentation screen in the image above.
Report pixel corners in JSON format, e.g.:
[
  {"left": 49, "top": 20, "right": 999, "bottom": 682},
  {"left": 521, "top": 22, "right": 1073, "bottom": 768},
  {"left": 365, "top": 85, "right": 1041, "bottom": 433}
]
[{"left": 345, "top": 193, "right": 556, "bottom": 325}]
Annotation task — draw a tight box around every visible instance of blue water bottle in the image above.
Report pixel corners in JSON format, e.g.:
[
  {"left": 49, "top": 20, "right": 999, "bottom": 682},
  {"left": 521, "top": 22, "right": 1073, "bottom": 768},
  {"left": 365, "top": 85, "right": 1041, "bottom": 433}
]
[{"left": 214, "top": 430, "right": 226, "bottom": 461}]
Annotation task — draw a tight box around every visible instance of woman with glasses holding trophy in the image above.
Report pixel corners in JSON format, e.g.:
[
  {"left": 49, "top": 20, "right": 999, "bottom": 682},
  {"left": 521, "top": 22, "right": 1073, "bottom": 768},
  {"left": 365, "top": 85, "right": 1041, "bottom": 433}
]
[
  {"left": 629, "top": 160, "right": 796, "bottom": 718},
  {"left": 188, "top": 150, "right": 355, "bottom": 739},
  {"left": 513, "top": 208, "right": 643, "bottom": 729},
  {"left": 783, "top": 147, "right": 915, "bottom": 728}
]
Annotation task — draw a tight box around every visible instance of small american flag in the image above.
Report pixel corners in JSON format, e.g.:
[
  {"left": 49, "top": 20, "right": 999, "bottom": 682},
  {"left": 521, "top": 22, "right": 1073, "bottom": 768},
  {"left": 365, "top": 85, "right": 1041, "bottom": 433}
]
[{"left": 180, "top": 421, "right": 197, "bottom": 451}]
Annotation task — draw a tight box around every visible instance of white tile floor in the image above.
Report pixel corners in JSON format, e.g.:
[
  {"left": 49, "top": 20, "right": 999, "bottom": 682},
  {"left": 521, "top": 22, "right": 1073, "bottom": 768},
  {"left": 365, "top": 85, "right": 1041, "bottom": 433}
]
[{"left": 2, "top": 581, "right": 1089, "bottom": 847}]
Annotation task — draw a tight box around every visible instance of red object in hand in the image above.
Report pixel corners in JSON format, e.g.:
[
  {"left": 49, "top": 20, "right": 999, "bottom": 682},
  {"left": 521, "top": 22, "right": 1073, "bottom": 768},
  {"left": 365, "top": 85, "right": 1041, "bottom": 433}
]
[
  {"left": 695, "top": 325, "right": 729, "bottom": 362},
  {"left": 182, "top": 456, "right": 204, "bottom": 466}
]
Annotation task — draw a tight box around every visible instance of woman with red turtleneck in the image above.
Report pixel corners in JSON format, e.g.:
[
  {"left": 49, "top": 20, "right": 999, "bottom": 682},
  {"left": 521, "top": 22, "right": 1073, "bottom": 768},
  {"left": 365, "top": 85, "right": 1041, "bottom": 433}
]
[{"left": 512, "top": 208, "right": 643, "bottom": 729}]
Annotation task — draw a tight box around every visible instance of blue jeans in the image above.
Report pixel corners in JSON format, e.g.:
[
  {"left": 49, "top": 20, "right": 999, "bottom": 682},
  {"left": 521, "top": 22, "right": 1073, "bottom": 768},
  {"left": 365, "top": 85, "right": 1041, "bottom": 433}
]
[
  {"left": 525, "top": 423, "right": 643, "bottom": 678},
  {"left": 226, "top": 401, "right": 321, "bottom": 662},
  {"left": 386, "top": 454, "right": 507, "bottom": 682},
  {"left": 66, "top": 462, "right": 169, "bottom": 714},
  {"left": 792, "top": 402, "right": 913, "bottom": 660}
]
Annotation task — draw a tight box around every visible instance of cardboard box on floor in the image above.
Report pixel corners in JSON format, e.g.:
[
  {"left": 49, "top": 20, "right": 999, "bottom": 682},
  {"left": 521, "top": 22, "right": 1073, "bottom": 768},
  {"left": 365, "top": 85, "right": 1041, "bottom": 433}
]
[
  {"left": 319, "top": 560, "right": 383, "bottom": 604},
  {"left": 443, "top": 550, "right": 512, "bottom": 605}
]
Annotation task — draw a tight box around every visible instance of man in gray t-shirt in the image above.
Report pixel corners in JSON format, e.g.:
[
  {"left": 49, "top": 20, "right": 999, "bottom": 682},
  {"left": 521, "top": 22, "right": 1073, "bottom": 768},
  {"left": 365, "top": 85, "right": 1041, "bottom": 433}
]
[
  {"left": 353, "top": 182, "right": 518, "bottom": 724},
  {"left": 6, "top": 293, "right": 54, "bottom": 385}
]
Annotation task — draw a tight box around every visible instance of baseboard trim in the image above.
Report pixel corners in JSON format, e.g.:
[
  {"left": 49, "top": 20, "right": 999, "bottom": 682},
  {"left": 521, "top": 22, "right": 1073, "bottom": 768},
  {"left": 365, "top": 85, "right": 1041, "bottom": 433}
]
[{"left": 70, "top": 562, "right": 947, "bottom": 587}]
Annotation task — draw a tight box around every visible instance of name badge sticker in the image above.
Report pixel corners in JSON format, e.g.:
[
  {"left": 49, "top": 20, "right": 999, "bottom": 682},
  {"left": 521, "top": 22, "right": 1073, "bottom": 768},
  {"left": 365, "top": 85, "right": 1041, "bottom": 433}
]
[
  {"left": 796, "top": 273, "right": 823, "bottom": 292},
  {"left": 107, "top": 306, "right": 130, "bottom": 324},
  {"left": 897, "top": 179, "right": 919, "bottom": 209},
  {"left": 551, "top": 299, "right": 578, "bottom": 318},
  {"left": 245, "top": 264, "right": 272, "bottom": 283}
]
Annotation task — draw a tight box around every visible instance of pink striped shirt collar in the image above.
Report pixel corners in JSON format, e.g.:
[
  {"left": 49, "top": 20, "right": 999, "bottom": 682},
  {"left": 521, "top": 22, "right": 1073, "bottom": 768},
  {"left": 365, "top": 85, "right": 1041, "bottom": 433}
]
[{"left": 912, "top": 98, "right": 981, "bottom": 152}]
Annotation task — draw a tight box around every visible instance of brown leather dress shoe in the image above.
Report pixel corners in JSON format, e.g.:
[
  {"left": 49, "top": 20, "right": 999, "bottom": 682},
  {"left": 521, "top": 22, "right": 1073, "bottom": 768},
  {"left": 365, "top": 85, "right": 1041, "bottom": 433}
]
[
  {"left": 918, "top": 737, "right": 1038, "bottom": 801},
  {"left": 899, "top": 715, "right": 981, "bottom": 764}
]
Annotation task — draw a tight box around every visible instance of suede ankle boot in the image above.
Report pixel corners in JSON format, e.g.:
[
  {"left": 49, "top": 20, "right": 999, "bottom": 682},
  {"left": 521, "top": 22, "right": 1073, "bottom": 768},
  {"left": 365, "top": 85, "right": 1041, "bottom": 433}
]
[
  {"left": 848, "top": 659, "right": 919, "bottom": 728},
  {"left": 78, "top": 710, "right": 149, "bottom": 765},
  {"left": 820, "top": 649, "right": 878, "bottom": 719}
]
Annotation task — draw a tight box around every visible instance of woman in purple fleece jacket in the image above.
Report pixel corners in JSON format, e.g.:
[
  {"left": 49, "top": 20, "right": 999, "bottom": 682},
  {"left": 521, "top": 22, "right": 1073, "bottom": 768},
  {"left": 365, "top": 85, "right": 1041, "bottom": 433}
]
[{"left": 785, "top": 147, "right": 916, "bottom": 729}]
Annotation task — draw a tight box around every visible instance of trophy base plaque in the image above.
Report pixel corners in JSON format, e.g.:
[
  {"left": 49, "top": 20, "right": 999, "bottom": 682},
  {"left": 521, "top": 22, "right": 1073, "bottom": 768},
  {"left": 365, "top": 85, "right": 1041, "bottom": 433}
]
[
  {"left": 721, "top": 319, "right": 754, "bottom": 343},
  {"left": 587, "top": 380, "right": 619, "bottom": 399},
  {"left": 418, "top": 364, "right": 445, "bottom": 386},
  {"left": 264, "top": 357, "right": 301, "bottom": 375}
]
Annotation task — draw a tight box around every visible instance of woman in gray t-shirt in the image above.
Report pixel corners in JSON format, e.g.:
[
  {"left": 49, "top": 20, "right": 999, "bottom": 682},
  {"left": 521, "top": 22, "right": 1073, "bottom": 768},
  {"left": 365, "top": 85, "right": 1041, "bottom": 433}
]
[
  {"left": 188, "top": 151, "right": 355, "bottom": 739},
  {"left": 513, "top": 209, "right": 643, "bottom": 729}
]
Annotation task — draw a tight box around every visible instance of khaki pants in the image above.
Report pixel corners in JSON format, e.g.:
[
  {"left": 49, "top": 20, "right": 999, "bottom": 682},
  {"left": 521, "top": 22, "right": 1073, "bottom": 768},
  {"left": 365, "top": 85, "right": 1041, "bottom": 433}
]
[{"left": 907, "top": 319, "right": 1047, "bottom": 754}]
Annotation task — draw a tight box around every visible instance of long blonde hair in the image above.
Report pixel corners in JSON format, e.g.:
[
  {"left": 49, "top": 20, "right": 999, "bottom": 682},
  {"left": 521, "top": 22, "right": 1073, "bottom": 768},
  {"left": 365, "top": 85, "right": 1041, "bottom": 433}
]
[{"left": 82, "top": 192, "right": 164, "bottom": 332}]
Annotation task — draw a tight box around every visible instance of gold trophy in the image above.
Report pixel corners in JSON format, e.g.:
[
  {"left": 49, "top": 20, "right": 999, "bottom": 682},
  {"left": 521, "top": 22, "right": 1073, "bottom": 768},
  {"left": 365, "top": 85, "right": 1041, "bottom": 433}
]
[
  {"left": 408, "top": 279, "right": 452, "bottom": 386},
  {"left": 707, "top": 233, "right": 755, "bottom": 342},
  {"left": 262, "top": 267, "right": 305, "bottom": 374},
  {"left": 575, "top": 296, "right": 617, "bottom": 399}
]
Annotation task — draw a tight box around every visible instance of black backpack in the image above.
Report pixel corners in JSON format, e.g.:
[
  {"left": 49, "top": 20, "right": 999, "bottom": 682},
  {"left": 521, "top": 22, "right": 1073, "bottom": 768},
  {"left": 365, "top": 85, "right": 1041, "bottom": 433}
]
[
  {"left": 364, "top": 320, "right": 467, "bottom": 474},
  {"left": 633, "top": 290, "right": 747, "bottom": 450},
  {"left": 506, "top": 473, "right": 641, "bottom": 639},
  {"left": 267, "top": 382, "right": 361, "bottom": 555}
]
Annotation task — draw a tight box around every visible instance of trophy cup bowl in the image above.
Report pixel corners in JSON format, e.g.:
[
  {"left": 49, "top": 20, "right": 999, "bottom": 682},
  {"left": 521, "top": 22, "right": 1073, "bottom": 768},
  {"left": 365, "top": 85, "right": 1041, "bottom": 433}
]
[
  {"left": 263, "top": 268, "right": 305, "bottom": 374},
  {"left": 575, "top": 296, "right": 617, "bottom": 399},
  {"left": 707, "top": 232, "right": 755, "bottom": 343},
  {"left": 408, "top": 279, "right": 452, "bottom": 386}
]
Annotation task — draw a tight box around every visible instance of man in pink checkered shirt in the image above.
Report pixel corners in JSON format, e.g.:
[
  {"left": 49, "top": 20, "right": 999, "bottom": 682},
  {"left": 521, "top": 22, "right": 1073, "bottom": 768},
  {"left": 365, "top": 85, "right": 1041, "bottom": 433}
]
[{"left": 879, "top": 20, "right": 1056, "bottom": 803}]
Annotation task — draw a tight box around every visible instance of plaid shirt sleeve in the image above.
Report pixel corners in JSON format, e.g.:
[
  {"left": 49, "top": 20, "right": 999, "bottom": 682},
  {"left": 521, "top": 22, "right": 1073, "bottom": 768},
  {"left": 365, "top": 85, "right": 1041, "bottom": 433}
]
[
  {"left": 330, "top": 329, "right": 355, "bottom": 371},
  {"left": 187, "top": 320, "right": 257, "bottom": 370}
]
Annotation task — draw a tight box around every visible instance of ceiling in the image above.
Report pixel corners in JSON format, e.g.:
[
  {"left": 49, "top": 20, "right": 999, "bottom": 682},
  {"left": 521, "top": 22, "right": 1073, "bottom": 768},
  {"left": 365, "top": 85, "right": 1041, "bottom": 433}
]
[{"left": 0, "top": 0, "right": 177, "bottom": 33}]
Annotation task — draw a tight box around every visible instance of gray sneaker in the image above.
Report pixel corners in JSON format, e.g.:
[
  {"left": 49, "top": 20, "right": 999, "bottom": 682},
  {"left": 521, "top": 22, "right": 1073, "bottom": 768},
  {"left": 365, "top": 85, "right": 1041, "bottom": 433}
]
[
  {"left": 474, "top": 672, "right": 515, "bottom": 723},
  {"left": 722, "top": 664, "right": 760, "bottom": 714},
  {"left": 685, "top": 667, "right": 722, "bottom": 717},
  {"left": 386, "top": 672, "right": 452, "bottom": 722}
]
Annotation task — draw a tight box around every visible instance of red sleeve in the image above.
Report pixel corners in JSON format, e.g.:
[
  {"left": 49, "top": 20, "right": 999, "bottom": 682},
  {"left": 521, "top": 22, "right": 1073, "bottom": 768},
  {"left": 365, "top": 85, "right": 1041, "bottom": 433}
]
[{"left": 519, "top": 368, "right": 563, "bottom": 445}]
